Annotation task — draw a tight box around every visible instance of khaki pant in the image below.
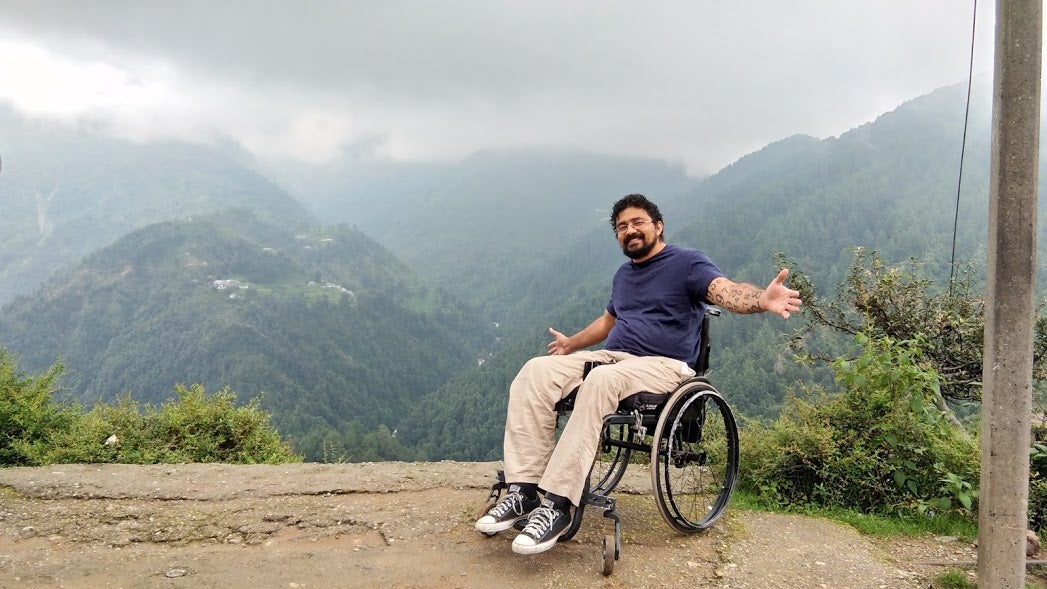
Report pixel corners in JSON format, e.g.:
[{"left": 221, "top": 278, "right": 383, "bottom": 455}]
[{"left": 502, "top": 350, "right": 693, "bottom": 506}]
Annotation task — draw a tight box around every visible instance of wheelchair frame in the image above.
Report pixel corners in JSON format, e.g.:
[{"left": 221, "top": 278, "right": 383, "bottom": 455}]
[{"left": 478, "top": 309, "right": 740, "bottom": 575}]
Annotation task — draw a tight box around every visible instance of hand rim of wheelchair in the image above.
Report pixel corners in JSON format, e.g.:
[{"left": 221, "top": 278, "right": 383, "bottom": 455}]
[{"left": 650, "top": 380, "right": 739, "bottom": 533}]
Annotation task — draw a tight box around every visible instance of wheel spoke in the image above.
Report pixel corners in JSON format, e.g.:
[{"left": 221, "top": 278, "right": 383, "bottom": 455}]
[{"left": 651, "top": 383, "right": 738, "bottom": 532}]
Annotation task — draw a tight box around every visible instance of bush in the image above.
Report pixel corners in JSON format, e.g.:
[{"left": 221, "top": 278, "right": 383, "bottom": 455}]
[
  {"left": 783, "top": 249, "right": 1047, "bottom": 404},
  {"left": 740, "top": 333, "right": 979, "bottom": 515},
  {"left": 149, "top": 384, "right": 300, "bottom": 463},
  {"left": 0, "top": 348, "right": 300, "bottom": 466},
  {"left": 0, "top": 351, "right": 72, "bottom": 466},
  {"left": 1026, "top": 419, "right": 1047, "bottom": 534},
  {"left": 45, "top": 384, "right": 301, "bottom": 465}
]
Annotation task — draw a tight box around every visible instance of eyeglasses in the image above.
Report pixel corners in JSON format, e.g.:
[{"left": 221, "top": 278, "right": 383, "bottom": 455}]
[{"left": 615, "top": 218, "right": 654, "bottom": 234}]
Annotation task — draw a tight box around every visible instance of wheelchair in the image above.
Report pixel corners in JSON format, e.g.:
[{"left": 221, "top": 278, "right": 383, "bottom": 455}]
[{"left": 478, "top": 309, "right": 740, "bottom": 575}]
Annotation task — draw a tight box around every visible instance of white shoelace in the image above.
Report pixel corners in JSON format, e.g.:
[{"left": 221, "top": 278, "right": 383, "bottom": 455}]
[
  {"left": 521, "top": 506, "right": 558, "bottom": 537},
  {"left": 489, "top": 492, "right": 526, "bottom": 518}
]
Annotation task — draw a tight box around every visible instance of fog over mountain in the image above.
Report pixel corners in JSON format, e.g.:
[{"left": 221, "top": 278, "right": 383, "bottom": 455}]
[{"left": 0, "top": 2, "right": 995, "bottom": 176}]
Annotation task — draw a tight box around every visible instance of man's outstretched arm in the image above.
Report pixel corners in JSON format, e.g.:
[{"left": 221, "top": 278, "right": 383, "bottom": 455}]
[{"left": 707, "top": 268, "right": 802, "bottom": 319}]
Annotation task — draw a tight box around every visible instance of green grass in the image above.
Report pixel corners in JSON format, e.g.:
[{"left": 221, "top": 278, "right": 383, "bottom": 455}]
[
  {"left": 934, "top": 568, "right": 975, "bottom": 589},
  {"left": 730, "top": 490, "right": 978, "bottom": 541}
]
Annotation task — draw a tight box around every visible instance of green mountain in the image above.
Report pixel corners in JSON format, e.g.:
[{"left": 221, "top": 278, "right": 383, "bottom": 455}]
[
  {"left": 397, "top": 80, "right": 1046, "bottom": 460},
  {"left": 5, "top": 78, "right": 1042, "bottom": 464},
  {"left": 0, "top": 211, "right": 495, "bottom": 460},
  {"left": 663, "top": 80, "right": 1019, "bottom": 427},
  {"left": 0, "top": 107, "right": 313, "bottom": 305},
  {"left": 0, "top": 109, "right": 699, "bottom": 463},
  {"left": 674, "top": 80, "right": 997, "bottom": 287}
]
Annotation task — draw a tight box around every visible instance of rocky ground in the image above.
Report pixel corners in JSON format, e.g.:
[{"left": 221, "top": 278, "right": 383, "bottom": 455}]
[{"left": 0, "top": 461, "right": 1019, "bottom": 588}]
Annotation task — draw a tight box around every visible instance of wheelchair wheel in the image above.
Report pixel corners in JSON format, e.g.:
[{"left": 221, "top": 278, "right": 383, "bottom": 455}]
[
  {"left": 590, "top": 422, "right": 635, "bottom": 494},
  {"left": 651, "top": 381, "right": 739, "bottom": 533}
]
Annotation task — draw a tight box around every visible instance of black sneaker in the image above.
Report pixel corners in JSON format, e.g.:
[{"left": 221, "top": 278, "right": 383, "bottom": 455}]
[
  {"left": 511, "top": 498, "right": 571, "bottom": 554},
  {"left": 475, "top": 485, "right": 541, "bottom": 534}
]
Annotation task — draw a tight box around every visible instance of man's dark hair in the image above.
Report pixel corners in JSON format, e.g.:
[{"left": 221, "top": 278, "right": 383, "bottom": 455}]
[{"left": 610, "top": 193, "right": 664, "bottom": 231}]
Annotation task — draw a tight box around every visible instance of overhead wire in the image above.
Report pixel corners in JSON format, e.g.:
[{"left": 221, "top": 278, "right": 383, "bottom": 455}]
[{"left": 949, "top": 0, "right": 979, "bottom": 295}]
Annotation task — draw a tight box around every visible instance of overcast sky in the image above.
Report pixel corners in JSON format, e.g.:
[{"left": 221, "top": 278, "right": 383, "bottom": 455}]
[{"left": 0, "top": 1, "right": 999, "bottom": 175}]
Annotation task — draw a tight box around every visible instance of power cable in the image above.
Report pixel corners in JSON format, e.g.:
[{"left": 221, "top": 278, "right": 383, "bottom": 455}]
[{"left": 949, "top": 0, "right": 979, "bottom": 294}]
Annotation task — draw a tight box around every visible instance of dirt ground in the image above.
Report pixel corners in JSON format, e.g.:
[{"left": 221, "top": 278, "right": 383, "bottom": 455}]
[{"left": 0, "top": 461, "right": 1008, "bottom": 588}]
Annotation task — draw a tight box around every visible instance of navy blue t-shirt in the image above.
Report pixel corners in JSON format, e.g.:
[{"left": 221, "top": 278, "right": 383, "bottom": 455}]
[{"left": 604, "top": 244, "right": 725, "bottom": 366}]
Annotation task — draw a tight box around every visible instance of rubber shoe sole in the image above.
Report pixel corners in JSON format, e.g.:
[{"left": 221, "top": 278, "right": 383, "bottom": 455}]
[
  {"left": 511, "top": 504, "right": 571, "bottom": 555},
  {"left": 511, "top": 526, "right": 568, "bottom": 554},
  {"left": 475, "top": 512, "right": 530, "bottom": 534}
]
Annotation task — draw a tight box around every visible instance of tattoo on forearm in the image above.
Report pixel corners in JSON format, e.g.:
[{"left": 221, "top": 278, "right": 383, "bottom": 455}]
[{"left": 711, "top": 284, "right": 763, "bottom": 314}]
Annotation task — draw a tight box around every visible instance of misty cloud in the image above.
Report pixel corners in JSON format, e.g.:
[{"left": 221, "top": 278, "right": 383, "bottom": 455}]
[{"left": 0, "top": 1, "right": 997, "bottom": 174}]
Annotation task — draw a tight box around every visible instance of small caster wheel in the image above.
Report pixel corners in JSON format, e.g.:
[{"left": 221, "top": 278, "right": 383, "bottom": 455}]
[{"left": 602, "top": 534, "right": 615, "bottom": 576}]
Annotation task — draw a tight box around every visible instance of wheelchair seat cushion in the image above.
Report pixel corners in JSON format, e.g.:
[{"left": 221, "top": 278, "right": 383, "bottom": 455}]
[
  {"left": 554, "top": 389, "right": 669, "bottom": 414},
  {"left": 618, "top": 391, "right": 669, "bottom": 413}
]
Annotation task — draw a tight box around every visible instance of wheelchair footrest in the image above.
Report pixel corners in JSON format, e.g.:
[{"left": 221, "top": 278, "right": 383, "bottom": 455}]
[
  {"left": 582, "top": 491, "right": 615, "bottom": 512},
  {"left": 485, "top": 469, "right": 508, "bottom": 502}
]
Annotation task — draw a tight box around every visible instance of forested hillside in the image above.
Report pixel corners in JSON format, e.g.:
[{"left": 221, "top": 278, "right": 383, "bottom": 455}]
[
  {"left": 0, "top": 109, "right": 699, "bottom": 462},
  {"left": 668, "top": 80, "right": 1003, "bottom": 425},
  {"left": 4, "top": 79, "right": 1044, "bottom": 463},
  {"left": 0, "top": 211, "right": 495, "bottom": 460},
  {"left": 398, "top": 80, "right": 1047, "bottom": 460},
  {"left": 0, "top": 106, "right": 311, "bottom": 305}
]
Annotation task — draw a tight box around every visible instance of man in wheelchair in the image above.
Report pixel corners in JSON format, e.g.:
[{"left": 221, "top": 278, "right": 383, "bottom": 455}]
[{"left": 475, "top": 193, "right": 802, "bottom": 555}]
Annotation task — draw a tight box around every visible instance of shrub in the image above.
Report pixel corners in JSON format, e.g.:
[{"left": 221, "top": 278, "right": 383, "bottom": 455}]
[
  {"left": 782, "top": 249, "right": 1047, "bottom": 405},
  {"left": 42, "top": 384, "right": 301, "bottom": 465},
  {"left": 1026, "top": 419, "right": 1047, "bottom": 534},
  {"left": 738, "top": 397, "right": 835, "bottom": 506},
  {"left": 740, "top": 333, "right": 980, "bottom": 515},
  {"left": 0, "top": 351, "right": 72, "bottom": 466},
  {"left": 46, "top": 396, "right": 149, "bottom": 464},
  {"left": 1, "top": 350, "right": 299, "bottom": 466},
  {"left": 147, "top": 384, "right": 301, "bottom": 464}
]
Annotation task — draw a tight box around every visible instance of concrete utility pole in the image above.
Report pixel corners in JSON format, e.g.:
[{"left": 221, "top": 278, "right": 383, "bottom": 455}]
[{"left": 978, "top": 0, "right": 1042, "bottom": 587}]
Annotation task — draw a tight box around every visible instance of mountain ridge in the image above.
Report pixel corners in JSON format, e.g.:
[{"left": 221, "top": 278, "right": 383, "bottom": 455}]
[{"left": 0, "top": 210, "right": 494, "bottom": 460}]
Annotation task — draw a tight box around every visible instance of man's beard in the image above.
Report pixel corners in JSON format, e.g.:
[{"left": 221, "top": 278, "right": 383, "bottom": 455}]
[{"left": 621, "top": 234, "right": 657, "bottom": 259}]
